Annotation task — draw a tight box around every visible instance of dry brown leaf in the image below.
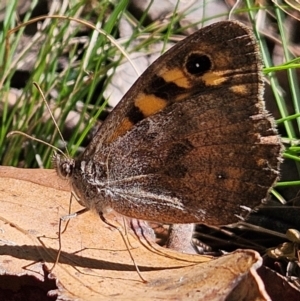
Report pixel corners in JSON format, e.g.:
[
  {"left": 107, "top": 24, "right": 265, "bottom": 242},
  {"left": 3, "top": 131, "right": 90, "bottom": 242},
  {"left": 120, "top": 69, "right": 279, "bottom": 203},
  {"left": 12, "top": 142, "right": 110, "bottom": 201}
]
[
  {"left": 258, "top": 265, "right": 300, "bottom": 300},
  {"left": 0, "top": 167, "right": 271, "bottom": 300}
]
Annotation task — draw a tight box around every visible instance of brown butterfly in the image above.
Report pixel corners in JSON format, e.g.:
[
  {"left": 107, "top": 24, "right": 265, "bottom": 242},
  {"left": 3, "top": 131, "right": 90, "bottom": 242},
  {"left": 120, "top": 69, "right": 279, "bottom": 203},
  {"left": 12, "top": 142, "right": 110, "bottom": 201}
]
[{"left": 54, "top": 21, "right": 282, "bottom": 230}]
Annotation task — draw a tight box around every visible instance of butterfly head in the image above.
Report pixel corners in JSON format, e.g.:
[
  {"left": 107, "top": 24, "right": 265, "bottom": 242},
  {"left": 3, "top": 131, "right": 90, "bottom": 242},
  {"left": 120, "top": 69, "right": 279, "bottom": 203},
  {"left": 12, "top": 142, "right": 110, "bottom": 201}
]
[{"left": 52, "top": 152, "right": 75, "bottom": 180}]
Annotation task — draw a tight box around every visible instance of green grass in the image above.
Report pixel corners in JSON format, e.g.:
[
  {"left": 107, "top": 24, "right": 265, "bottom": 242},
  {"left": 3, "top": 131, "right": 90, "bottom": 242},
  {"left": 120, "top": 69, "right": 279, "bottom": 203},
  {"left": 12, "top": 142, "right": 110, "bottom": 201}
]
[
  {"left": 0, "top": 0, "right": 220, "bottom": 168},
  {"left": 246, "top": 1, "right": 300, "bottom": 195},
  {"left": 0, "top": 0, "right": 299, "bottom": 202},
  {"left": 0, "top": 0, "right": 134, "bottom": 167}
]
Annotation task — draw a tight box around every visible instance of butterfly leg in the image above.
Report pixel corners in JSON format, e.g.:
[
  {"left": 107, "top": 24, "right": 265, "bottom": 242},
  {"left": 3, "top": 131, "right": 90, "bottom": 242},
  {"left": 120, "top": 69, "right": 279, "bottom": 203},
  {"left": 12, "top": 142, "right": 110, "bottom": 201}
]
[
  {"left": 98, "top": 213, "right": 147, "bottom": 283},
  {"left": 50, "top": 207, "right": 89, "bottom": 272}
]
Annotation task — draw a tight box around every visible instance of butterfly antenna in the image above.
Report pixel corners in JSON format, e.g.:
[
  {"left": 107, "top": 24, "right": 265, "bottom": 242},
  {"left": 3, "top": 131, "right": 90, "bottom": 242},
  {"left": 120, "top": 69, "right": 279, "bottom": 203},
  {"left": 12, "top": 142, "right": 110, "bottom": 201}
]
[
  {"left": 33, "top": 82, "right": 70, "bottom": 157},
  {"left": 7, "top": 131, "right": 66, "bottom": 158}
]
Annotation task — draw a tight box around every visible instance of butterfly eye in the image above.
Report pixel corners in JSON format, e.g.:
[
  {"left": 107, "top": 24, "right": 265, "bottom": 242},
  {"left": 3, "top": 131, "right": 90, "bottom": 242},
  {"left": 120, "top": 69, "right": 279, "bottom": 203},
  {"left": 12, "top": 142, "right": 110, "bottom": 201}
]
[
  {"left": 186, "top": 53, "right": 211, "bottom": 75},
  {"left": 52, "top": 153, "right": 75, "bottom": 179}
]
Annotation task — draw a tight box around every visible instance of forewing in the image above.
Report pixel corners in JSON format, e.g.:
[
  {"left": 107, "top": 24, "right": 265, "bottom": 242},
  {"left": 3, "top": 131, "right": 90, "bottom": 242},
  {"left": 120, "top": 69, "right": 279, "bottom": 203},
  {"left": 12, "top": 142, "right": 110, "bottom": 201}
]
[{"left": 82, "top": 21, "right": 264, "bottom": 157}]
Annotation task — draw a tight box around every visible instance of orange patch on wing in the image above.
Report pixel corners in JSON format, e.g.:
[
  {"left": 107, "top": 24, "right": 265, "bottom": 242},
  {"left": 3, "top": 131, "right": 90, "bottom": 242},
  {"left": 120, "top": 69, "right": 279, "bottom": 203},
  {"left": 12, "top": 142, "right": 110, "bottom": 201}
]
[
  {"left": 201, "top": 71, "right": 226, "bottom": 86},
  {"left": 135, "top": 93, "right": 167, "bottom": 116},
  {"left": 229, "top": 85, "right": 248, "bottom": 95},
  {"left": 107, "top": 118, "right": 133, "bottom": 143},
  {"left": 159, "top": 68, "right": 191, "bottom": 88}
]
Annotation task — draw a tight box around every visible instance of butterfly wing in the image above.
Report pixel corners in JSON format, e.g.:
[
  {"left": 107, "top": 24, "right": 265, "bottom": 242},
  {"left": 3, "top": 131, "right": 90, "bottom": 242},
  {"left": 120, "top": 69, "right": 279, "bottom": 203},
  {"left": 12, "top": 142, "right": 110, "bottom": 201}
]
[
  {"left": 83, "top": 21, "right": 263, "bottom": 155},
  {"left": 79, "top": 21, "right": 282, "bottom": 224}
]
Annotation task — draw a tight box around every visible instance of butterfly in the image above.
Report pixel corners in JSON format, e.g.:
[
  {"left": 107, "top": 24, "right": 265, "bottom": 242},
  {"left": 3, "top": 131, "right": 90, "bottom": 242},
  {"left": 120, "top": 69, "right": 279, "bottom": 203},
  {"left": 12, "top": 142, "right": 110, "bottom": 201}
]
[{"left": 54, "top": 20, "right": 282, "bottom": 229}]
